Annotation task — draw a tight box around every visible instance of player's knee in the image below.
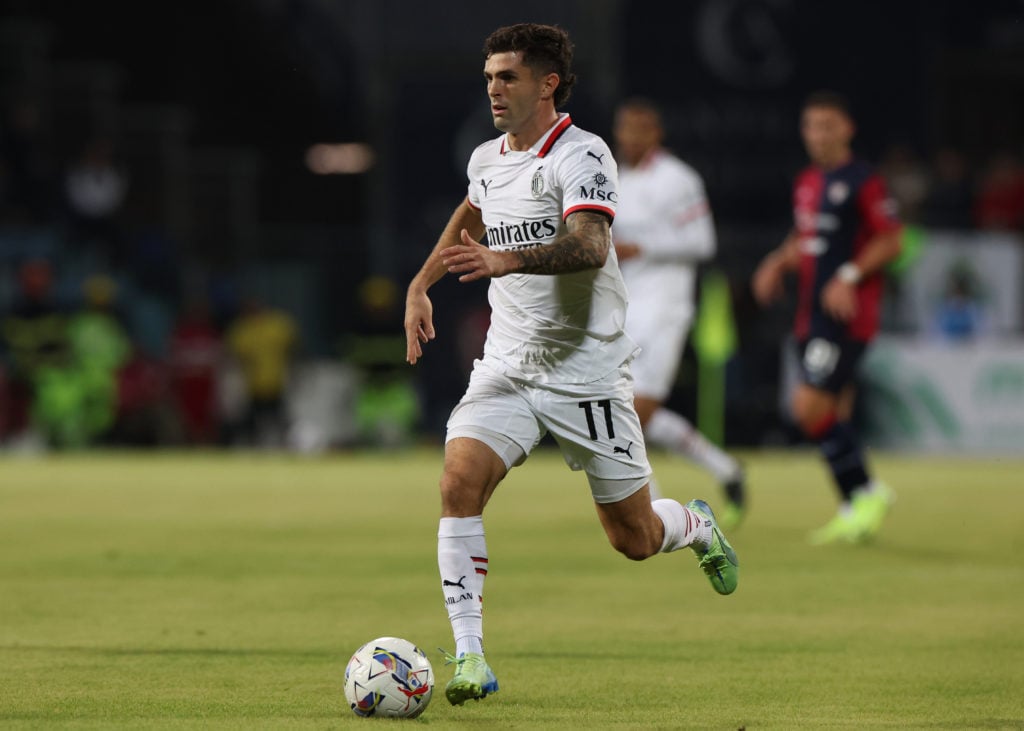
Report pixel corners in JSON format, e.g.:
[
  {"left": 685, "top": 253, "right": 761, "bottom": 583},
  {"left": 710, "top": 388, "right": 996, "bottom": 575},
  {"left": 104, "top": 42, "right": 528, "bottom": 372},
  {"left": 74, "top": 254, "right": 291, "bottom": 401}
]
[
  {"left": 791, "top": 391, "right": 836, "bottom": 439},
  {"left": 798, "top": 411, "right": 836, "bottom": 440},
  {"left": 791, "top": 396, "right": 836, "bottom": 439},
  {"left": 439, "top": 468, "right": 486, "bottom": 516}
]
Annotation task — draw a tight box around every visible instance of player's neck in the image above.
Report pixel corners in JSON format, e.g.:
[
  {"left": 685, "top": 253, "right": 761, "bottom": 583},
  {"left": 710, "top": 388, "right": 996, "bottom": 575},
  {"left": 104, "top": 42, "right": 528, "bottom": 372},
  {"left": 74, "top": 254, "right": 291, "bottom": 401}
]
[
  {"left": 506, "top": 110, "right": 561, "bottom": 152},
  {"left": 625, "top": 146, "right": 659, "bottom": 169},
  {"left": 816, "top": 150, "right": 853, "bottom": 171}
]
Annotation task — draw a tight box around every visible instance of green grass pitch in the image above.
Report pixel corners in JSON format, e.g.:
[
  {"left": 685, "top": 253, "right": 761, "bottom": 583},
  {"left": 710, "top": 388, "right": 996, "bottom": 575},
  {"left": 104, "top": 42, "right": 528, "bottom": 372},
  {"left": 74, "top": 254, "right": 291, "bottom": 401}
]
[{"left": 1, "top": 449, "right": 1022, "bottom": 729}]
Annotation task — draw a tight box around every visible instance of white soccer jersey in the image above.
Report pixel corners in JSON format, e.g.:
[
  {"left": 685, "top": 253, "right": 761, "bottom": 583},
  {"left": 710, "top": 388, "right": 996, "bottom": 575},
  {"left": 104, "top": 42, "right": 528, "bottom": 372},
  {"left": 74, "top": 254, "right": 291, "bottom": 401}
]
[
  {"left": 466, "top": 114, "right": 638, "bottom": 384},
  {"left": 613, "top": 149, "right": 717, "bottom": 398}
]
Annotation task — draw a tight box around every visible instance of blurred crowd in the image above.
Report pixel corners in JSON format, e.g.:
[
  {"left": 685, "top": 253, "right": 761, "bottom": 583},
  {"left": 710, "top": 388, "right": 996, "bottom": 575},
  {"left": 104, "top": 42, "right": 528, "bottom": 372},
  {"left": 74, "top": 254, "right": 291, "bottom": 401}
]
[
  {"left": 878, "top": 143, "right": 1024, "bottom": 232},
  {"left": 0, "top": 98, "right": 312, "bottom": 450},
  {"left": 873, "top": 142, "right": 1024, "bottom": 342},
  {"left": 2, "top": 90, "right": 1023, "bottom": 451},
  {"left": 0, "top": 254, "right": 304, "bottom": 451}
]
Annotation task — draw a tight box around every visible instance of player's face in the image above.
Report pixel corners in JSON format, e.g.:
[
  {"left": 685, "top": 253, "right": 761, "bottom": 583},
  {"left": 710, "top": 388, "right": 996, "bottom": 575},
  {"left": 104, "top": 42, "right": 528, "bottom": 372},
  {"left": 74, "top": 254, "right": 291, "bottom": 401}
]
[
  {"left": 800, "top": 106, "right": 855, "bottom": 168},
  {"left": 484, "top": 51, "right": 553, "bottom": 135},
  {"left": 614, "top": 108, "right": 662, "bottom": 167}
]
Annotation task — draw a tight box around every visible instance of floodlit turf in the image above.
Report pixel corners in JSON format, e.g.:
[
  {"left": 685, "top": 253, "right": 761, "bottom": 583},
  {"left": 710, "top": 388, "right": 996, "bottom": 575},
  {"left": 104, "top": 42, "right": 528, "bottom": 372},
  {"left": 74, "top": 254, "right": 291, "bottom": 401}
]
[{"left": 1, "top": 448, "right": 1022, "bottom": 729}]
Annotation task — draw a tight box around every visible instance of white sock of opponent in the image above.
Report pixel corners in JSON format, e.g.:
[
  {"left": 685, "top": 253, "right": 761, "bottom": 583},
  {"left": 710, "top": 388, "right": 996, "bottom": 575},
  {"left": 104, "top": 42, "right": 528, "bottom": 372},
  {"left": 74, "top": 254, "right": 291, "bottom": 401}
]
[
  {"left": 651, "top": 498, "right": 712, "bottom": 552},
  {"left": 438, "top": 516, "right": 488, "bottom": 657},
  {"left": 646, "top": 408, "right": 741, "bottom": 484}
]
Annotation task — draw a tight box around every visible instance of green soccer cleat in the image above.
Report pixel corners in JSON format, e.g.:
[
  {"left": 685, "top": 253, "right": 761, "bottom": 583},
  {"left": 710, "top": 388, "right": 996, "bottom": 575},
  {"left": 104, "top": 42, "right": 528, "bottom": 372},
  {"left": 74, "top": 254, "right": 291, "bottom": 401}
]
[
  {"left": 851, "top": 482, "right": 895, "bottom": 539},
  {"left": 719, "top": 466, "right": 747, "bottom": 530},
  {"left": 719, "top": 501, "right": 745, "bottom": 531},
  {"left": 685, "top": 499, "right": 739, "bottom": 595},
  {"left": 443, "top": 652, "right": 499, "bottom": 706},
  {"left": 807, "top": 510, "right": 863, "bottom": 545}
]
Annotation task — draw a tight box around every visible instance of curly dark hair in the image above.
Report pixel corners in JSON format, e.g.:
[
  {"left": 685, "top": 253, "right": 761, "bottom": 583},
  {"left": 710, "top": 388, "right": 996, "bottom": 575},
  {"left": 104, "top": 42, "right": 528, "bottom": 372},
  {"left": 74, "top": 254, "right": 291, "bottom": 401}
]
[{"left": 483, "top": 23, "right": 577, "bottom": 108}]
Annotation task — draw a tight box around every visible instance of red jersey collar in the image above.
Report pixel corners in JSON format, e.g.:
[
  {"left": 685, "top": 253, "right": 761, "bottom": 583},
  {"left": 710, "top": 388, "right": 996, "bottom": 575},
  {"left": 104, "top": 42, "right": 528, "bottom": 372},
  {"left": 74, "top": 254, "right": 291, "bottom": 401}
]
[{"left": 499, "top": 114, "right": 573, "bottom": 157}]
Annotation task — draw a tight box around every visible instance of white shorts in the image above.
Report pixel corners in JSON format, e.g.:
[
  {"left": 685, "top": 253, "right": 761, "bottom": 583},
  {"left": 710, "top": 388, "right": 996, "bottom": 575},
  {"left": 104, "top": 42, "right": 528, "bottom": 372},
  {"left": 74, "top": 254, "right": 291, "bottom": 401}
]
[
  {"left": 446, "top": 359, "right": 652, "bottom": 504},
  {"left": 626, "top": 305, "right": 692, "bottom": 401}
]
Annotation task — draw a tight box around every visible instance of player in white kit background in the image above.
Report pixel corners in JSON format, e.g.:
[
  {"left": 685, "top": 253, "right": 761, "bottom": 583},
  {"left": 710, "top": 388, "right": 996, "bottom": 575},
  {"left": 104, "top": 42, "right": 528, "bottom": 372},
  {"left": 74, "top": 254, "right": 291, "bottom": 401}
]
[
  {"left": 403, "top": 23, "right": 739, "bottom": 708},
  {"left": 612, "top": 98, "right": 747, "bottom": 528}
]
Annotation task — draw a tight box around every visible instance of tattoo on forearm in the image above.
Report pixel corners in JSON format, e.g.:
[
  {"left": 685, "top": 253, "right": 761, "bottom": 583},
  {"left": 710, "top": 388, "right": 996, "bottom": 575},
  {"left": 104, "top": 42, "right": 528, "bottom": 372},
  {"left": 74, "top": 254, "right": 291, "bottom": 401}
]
[{"left": 514, "top": 212, "right": 610, "bottom": 274}]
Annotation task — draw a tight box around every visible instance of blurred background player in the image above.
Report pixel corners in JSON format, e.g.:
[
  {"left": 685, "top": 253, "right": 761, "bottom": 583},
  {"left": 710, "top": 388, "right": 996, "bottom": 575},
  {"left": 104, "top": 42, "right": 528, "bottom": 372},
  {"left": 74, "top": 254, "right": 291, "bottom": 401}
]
[
  {"left": 752, "top": 91, "right": 901, "bottom": 545},
  {"left": 612, "top": 98, "right": 747, "bottom": 528}
]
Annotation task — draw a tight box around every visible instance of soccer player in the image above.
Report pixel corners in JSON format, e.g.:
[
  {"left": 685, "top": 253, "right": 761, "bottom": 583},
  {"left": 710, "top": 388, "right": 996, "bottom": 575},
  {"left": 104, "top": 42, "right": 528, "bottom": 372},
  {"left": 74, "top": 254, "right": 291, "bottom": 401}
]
[
  {"left": 612, "top": 98, "right": 747, "bottom": 528},
  {"left": 752, "top": 91, "right": 901, "bottom": 545},
  {"left": 403, "top": 24, "right": 739, "bottom": 707}
]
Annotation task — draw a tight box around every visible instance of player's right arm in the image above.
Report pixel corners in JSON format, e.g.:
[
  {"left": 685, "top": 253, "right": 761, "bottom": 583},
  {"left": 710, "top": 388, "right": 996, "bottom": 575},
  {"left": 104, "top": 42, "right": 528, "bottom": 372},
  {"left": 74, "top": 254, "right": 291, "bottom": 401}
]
[
  {"left": 752, "top": 230, "right": 801, "bottom": 306},
  {"left": 405, "top": 199, "right": 485, "bottom": 364}
]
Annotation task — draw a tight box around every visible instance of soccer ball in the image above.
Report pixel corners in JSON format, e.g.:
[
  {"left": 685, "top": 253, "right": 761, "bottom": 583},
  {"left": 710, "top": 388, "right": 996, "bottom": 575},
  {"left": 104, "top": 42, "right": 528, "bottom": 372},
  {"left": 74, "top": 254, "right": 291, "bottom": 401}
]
[{"left": 343, "top": 637, "right": 434, "bottom": 718}]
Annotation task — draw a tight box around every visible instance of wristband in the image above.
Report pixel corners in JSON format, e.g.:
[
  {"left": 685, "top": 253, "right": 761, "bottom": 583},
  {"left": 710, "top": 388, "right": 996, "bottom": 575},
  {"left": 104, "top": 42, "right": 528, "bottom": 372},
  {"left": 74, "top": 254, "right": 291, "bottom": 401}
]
[{"left": 837, "top": 262, "right": 862, "bottom": 284}]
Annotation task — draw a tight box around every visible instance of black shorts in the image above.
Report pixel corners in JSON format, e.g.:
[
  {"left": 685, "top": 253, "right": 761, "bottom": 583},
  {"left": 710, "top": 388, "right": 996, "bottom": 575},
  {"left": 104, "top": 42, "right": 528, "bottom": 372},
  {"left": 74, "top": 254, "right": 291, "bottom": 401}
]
[{"left": 797, "top": 337, "right": 868, "bottom": 394}]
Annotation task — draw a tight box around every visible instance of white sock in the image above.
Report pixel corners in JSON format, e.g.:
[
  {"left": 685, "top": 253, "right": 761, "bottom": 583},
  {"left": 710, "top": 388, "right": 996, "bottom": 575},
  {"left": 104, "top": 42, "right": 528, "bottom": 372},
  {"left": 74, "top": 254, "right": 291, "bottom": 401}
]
[
  {"left": 651, "top": 498, "right": 713, "bottom": 552},
  {"left": 646, "top": 408, "right": 741, "bottom": 483},
  {"left": 853, "top": 480, "right": 876, "bottom": 497},
  {"left": 438, "top": 516, "right": 488, "bottom": 657}
]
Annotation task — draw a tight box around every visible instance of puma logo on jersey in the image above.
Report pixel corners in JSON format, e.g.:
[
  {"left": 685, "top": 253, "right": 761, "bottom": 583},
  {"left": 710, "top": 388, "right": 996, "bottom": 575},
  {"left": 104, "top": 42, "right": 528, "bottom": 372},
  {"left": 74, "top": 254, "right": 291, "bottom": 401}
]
[
  {"left": 586, "top": 150, "right": 605, "bottom": 164},
  {"left": 443, "top": 576, "right": 467, "bottom": 589},
  {"left": 613, "top": 441, "right": 633, "bottom": 458}
]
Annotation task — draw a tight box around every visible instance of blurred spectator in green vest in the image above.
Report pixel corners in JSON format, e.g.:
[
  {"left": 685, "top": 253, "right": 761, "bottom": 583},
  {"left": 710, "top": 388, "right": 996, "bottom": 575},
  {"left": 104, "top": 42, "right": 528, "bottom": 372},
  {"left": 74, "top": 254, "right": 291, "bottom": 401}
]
[
  {"left": 0, "top": 258, "right": 69, "bottom": 444},
  {"left": 34, "top": 275, "right": 130, "bottom": 447},
  {"left": 345, "top": 276, "right": 420, "bottom": 447}
]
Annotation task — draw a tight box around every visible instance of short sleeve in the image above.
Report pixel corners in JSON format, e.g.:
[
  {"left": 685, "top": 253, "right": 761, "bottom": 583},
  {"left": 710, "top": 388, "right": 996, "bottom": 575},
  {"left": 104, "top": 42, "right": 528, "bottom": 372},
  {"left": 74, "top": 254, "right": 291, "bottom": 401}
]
[
  {"left": 858, "top": 174, "right": 902, "bottom": 235},
  {"left": 466, "top": 146, "right": 484, "bottom": 211},
  {"left": 557, "top": 140, "right": 618, "bottom": 221}
]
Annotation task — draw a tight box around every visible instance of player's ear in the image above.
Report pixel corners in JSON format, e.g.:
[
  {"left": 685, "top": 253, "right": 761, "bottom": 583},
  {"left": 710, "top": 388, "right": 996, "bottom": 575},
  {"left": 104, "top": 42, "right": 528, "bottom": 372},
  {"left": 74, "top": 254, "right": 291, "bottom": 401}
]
[
  {"left": 541, "top": 73, "right": 560, "bottom": 102},
  {"left": 840, "top": 110, "right": 856, "bottom": 138}
]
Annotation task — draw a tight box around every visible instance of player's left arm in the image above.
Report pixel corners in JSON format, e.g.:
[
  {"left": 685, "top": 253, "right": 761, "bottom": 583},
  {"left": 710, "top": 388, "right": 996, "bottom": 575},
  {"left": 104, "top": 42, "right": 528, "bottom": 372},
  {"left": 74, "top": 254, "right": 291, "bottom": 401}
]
[
  {"left": 441, "top": 210, "right": 611, "bottom": 281},
  {"left": 821, "top": 175, "right": 902, "bottom": 322}
]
